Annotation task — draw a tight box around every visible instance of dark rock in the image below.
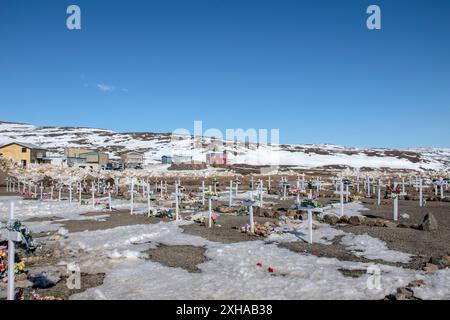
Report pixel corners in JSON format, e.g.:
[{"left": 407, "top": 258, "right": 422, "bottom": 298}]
[
  {"left": 323, "top": 214, "right": 339, "bottom": 225},
  {"left": 339, "top": 215, "right": 350, "bottom": 224},
  {"left": 420, "top": 213, "right": 438, "bottom": 232},
  {"left": 349, "top": 215, "right": 366, "bottom": 226}
]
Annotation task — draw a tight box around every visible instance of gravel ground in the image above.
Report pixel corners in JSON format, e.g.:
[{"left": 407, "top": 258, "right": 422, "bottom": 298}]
[
  {"left": 335, "top": 199, "right": 450, "bottom": 260},
  {"left": 181, "top": 214, "right": 277, "bottom": 244},
  {"left": 144, "top": 245, "right": 208, "bottom": 273},
  {"left": 279, "top": 236, "right": 427, "bottom": 270},
  {"left": 60, "top": 210, "right": 165, "bottom": 232}
]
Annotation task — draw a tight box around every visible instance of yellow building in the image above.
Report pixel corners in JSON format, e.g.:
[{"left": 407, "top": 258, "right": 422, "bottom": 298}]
[{"left": 0, "top": 142, "right": 48, "bottom": 167}]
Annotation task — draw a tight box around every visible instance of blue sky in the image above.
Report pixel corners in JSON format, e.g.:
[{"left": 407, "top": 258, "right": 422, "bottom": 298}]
[{"left": 0, "top": 0, "right": 449, "bottom": 149}]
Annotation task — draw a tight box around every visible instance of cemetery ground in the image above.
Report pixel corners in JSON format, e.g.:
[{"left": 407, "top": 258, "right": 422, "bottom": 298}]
[{"left": 1, "top": 177, "right": 450, "bottom": 300}]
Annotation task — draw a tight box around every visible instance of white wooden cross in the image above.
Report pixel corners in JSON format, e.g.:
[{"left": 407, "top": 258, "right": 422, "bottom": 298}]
[
  {"left": 68, "top": 182, "right": 73, "bottom": 203},
  {"left": 234, "top": 178, "right": 241, "bottom": 197},
  {"left": 130, "top": 179, "right": 135, "bottom": 215},
  {"left": 146, "top": 182, "right": 154, "bottom": 217},
  {"left": 6, "top": 202, "right": 21, "bottom": 300},
  {"left": 313, "top": 177, "right": 322, "bottom": 192},
  {"left": 78, "top": 182, "right": 83, "bottom": 205},
  {"left": 244, "top": 194, "right": 256, "bottom": 233},
  {"left": 392, "top": 182, "right": 407, "bottom": 221},
  {"left": 39, "top": 182, "right": 44, "bottom": 201},
  {"left": 266, "top": 176, "right": 272, "bottom": 191},
  {"left": 414, "top": 177, "right": 424, "bottom": 207},
  {"left": 297, "top": 205, "right": 323, "bottom": 244},
  {"left": 439, "top": 178, "right": 444, "bottom": 199},
  {"left": 295, "top": 178, "right": 302, "bottom": 205},
  {"left": 377, "top": 179, "right": 383, "bottom": 206},
  {"left": 257, "top": 180, "right": 265, "bottom": 208},
  {"left": 172, "top": 183, "right": 183, "bottom": 221},
  {"left": 58, "top": 183, "right": 62, "bottom": 202},
  {"left": 366, "top": 177, "right": 371, "bottom": 198},
  {"left": 91, "top": 182, "right": 96, "bottom": 209},
  {"left": 280, "top": 178, "right": 289, "bottom": 200},
  {"left": 204, "top": 186, "right": 215, "bottom": 228},
  {"left": 226, "top": 180, "right": 233, "bottom": 207},
  {"left": 334, "top": 180, "right": 350, "bottom": 217},
  {"left": 250, "top": 175, "right": 254, "bottom": 191}
]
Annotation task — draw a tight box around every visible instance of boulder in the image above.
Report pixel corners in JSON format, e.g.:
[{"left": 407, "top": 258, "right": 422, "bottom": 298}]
[
  {"left": 323, "top": 214, "right": 340, "bottom": 225},
  {"left": 383, "top": 221, "right": 398, "bottom": 228},
  {"left": 442, "top": 256, "right": 450, "bottom": 265},
  {"left": 339, "top": 215, "right": 350, "bottom": 224},
  {"left": 423, "top": 263, "right": 439, "bottom": 273},
  {"left": 429, "top": 256, "right": 450, "bottom": 268},
  {"left": 363, "top": 218, "right": 377, "bottom": 227},
  {"left": 287, "top": 209, "right": 298, "bottom": 217},
  {"left": 420, "top": 213, "right": 438, "bottom": 232},
  {"left": 349, "top": 215, "right": 366, "bottom": 226}
]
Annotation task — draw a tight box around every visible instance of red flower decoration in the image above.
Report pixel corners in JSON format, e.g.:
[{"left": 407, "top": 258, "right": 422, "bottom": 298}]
[
  {"left": 256, "top": 263, "right": 262, "bottom": 267},
  {"left": 268, "top": 267, "right": 274, "bottom": 273}
]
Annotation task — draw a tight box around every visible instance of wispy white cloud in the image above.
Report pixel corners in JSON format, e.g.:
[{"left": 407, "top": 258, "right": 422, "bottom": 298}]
[{"left": 96, "top": 83, "right": 115, "bottom": 92}]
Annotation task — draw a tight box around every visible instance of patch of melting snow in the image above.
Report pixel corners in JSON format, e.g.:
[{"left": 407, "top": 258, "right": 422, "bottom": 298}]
[
  {"left": 414, "top": 269, "right": 450, "bottom": 300},
  {"left": 70, "top": 238, "right": 419, "bottom": 300},
  {"left": 340, "top": 234, "right": 413, "bottom": 263}
]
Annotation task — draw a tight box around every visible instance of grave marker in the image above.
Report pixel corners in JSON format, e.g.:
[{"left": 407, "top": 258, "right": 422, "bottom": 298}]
[
  {"left": 334, "top": 180, "right": 350, "bottom": 217},
  {"left": 392, "top": 182, "right": 407, "bottom": 221}
]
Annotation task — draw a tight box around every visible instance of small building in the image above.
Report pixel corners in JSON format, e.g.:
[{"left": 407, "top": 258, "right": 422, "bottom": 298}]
[
  {"left": 161, "top": 155, "right": 172, "bottom": 164},
  {"left": 206, "top": 151, "right": 228, "bottom": 166},
  {"left": 78, "top": 151, "right": 109, "bottom": 167},
  {"left": 45, "top": 152, "right": 65, "bottom": 166},
  {"left": 121, "top": 152, "right": 144, "bottom": 169},
  {"left": 0, "top": 142, "right": 48, "bottom": 167},
  {"left": 161, "top": 155, "right": 193, "bottom": 165},
  {"left": 64, "top": 148, "right": 93, "bottom": 158}
]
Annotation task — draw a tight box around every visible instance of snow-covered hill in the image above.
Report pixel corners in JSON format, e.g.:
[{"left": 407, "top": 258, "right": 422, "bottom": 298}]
[{"left": 0, "top": 121, "right": 449, "bottom": 172}]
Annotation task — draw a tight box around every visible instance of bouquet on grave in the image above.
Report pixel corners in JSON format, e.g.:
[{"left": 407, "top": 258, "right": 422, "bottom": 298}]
[
  {"left": 15, "top": 288, "right": 62, "bottom": 301},
  {"left": 388, "top": 185, "right": 402, "bottom": 199},
  {"left": 300, "top": 199, "right": 322, "bottom": 209},
  {"left": 0, "top": 248, "right": 27, "bottom": 280},
  {"left": 204, "top": 191, "right": 218, "bottom": 198},
  {"left": 6, "top": 220, "right": 38, "bottom": 253}
]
